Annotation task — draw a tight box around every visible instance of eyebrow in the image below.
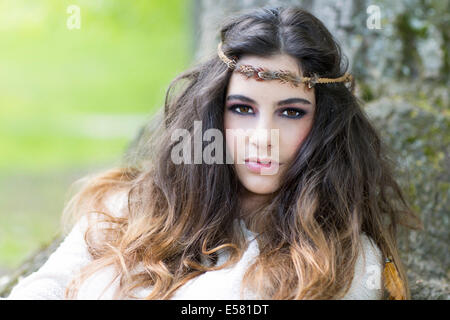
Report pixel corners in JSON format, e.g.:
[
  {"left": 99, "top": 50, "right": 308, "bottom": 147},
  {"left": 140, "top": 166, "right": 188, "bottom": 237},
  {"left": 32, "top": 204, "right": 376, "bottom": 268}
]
[{"left": 226, "top": 94, "right": 311, "bottom": 106}]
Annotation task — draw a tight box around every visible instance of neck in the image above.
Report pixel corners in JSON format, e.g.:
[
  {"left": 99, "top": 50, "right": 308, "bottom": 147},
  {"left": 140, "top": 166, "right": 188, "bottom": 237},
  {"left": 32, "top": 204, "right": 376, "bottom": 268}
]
[{"left": 238, "top": 186, "right": 270, "bottom": 220}]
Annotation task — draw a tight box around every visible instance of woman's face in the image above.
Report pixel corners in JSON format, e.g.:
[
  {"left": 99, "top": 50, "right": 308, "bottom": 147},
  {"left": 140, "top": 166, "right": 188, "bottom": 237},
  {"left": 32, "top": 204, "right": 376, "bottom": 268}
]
[{"left": 224, "top": 54, "right": 316, "bottom": 195}]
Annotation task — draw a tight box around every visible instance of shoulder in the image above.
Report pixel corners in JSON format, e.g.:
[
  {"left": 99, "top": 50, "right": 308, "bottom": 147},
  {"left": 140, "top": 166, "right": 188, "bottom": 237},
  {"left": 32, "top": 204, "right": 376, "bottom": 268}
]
[
  {"left": 103, "top": 191, "right": 129, "bottom": 217},
  {"left": 76, "top": 190, "right": 129, "bottom": 242},
  {"left": 341, "top": 233, "right": 384, "bottom": 300},
  {"left": 75, "top": 190, "right": 128, "bottom": 228},
  {"left": 5, "top": 191, "right": 129, "bottom": 299},
  {"left": 358, "top": 233, "right": 383, "bottom": 271}
]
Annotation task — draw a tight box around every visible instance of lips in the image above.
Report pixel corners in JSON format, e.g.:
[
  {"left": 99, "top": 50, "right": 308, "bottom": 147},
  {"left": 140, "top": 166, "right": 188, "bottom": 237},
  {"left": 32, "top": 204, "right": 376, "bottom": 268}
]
[
  {"left": 244, "top": 157, "right": 281, "bottom": 174},
  {"left": 245, "top": 157, "right": 279, "bottom": 165}
]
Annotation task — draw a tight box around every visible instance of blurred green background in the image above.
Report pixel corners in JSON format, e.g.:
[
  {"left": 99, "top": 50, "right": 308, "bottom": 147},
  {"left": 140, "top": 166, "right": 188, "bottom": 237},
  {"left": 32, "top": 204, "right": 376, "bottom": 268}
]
[{"left": 0, "top": 0, "right": 191, "bottom": 273}]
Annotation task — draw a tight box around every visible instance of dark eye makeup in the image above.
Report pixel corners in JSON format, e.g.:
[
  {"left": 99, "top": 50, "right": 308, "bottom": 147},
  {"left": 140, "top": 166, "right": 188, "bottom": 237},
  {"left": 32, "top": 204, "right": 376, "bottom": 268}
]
[
  {"left": 228, "top": 104, "right": 255, "bottom": 115},
  {"left": 227, "top": 104, "right": 306, "bottom": 119}
]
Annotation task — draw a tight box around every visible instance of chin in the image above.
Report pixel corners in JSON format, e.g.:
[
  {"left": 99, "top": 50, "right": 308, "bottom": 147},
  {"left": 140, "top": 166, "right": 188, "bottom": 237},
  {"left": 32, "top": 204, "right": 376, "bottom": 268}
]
[{"left": 239, "top": 173, "right": 281, "bottom": 195}]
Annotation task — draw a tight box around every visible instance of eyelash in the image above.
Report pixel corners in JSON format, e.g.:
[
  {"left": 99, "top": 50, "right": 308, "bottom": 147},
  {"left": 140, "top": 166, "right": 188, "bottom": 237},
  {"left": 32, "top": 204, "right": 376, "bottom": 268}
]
[{"left": 227, "top": 104, "right": 306, "bottom": 119}]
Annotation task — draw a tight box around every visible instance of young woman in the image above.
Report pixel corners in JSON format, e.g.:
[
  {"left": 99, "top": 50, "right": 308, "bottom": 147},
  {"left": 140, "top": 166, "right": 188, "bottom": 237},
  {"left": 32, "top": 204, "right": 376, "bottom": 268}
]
[{"left": 6, "top": 6, "right": 420, "bottom": 300}]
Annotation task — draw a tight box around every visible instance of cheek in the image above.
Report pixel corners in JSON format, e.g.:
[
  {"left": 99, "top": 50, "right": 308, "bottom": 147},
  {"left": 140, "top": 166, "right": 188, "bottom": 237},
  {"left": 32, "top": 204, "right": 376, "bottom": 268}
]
[
  {"left": 279, "top": 119, "right": 313, "bottom": 159},
  {"left": 225, "top": 129, "right": 235, "bottom": 155},
  {"left": 224, "top": 112, "right": 251, "bottom": 130},
  {"left": 224, "top": 125, "right": 245, "bottom": 162},
  {"left": 224, "top": 113, "right": 250, "bottom": 157},
  {"left": 224, "top": 115, "right": 234, "bottom": 149}
]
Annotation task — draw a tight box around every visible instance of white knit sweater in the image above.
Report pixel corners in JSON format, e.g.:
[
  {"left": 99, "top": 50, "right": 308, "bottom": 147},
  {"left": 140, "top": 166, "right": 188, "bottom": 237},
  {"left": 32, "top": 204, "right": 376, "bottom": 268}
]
[{"left": 3, "top": 192, "right": 383, "bottom": 300}]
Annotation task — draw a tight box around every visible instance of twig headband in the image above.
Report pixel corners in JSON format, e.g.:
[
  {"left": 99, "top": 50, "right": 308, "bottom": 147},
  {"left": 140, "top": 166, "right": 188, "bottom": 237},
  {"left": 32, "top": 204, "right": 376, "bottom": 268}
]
[{"left": 218, "top": 42, "right": 354, "bottom": 91}]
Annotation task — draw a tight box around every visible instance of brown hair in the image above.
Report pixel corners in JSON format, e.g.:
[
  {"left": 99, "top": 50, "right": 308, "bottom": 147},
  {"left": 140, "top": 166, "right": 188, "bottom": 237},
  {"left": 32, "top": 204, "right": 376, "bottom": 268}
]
[{"left": 63, "top": 6, "right": 422, "bottom": 299}]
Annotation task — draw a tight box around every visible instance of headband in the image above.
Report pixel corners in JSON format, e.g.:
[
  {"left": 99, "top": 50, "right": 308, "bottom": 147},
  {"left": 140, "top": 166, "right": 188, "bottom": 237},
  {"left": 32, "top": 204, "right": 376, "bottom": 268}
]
[{"left": 218, "top": 42, "right": 354, "bottom": 91}]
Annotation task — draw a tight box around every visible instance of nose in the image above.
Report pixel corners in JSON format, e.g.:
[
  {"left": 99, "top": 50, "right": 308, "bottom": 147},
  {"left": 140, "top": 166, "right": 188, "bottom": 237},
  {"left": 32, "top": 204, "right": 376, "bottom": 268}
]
[
  {"left": 249, "top": 128, "right": 272, "bottom": 150},
  {"left": 248, "top": 113, "right": 273, "bottom": 151}
]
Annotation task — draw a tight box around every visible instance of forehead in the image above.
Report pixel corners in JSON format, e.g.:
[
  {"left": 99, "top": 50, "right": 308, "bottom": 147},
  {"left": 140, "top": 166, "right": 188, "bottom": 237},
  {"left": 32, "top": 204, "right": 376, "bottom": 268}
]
[{"left": 226, "top": 54, "right": 314, "bottom": 103}]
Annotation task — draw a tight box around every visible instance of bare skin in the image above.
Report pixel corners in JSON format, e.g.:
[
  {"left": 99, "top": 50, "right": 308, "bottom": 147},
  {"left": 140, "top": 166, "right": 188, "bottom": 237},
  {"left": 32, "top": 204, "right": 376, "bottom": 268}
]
[{"left": 224, "top": 54, "right": 316, "bottom": 216}]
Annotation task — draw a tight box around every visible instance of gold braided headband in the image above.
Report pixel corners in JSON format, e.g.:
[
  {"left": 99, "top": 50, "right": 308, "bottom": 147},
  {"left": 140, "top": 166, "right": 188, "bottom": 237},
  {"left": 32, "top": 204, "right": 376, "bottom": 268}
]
[{"left": 218, "top": 42, "right": 354, "bottom": 90}]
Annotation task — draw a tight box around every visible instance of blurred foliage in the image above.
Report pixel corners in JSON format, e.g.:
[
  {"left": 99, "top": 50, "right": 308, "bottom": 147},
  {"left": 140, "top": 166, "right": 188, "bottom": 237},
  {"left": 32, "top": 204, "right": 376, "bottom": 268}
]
[
  {"left": 0, "top": 0, "right": 191, "bottom": 269},
  {"left": 0, "top": 0, "right": 191, "bottom": 173}
]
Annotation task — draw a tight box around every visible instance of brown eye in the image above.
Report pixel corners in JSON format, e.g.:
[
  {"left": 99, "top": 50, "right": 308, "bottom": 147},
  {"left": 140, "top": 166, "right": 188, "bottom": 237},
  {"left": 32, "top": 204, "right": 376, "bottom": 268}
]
[
  {"left": 281, "top": 108, "right": 306, "bottom": 119},
  {"left": 285, "top": 110, "right": 298, "bottom": 117},
  {"left": 229, "top": 104, "right": 254, "bottom": 115},
  {"left": 239, "top": 106, "right": 251, "bottom": 113}
]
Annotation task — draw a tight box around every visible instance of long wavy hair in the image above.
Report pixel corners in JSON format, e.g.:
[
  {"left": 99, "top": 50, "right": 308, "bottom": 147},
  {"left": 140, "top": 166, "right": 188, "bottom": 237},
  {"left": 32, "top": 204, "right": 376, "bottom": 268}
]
[{"left": 63, "top": 7, "right": 422, "bottom": 299}]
